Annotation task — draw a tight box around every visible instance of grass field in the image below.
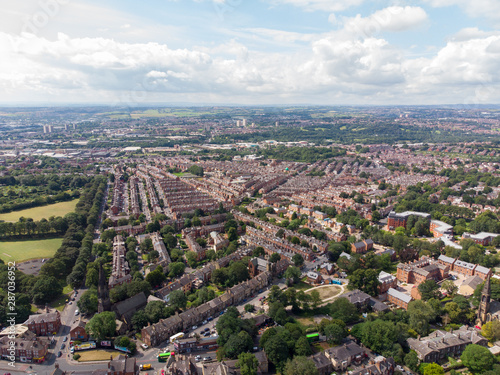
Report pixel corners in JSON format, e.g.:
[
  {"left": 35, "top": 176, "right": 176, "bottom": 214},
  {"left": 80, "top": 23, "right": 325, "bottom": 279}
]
[
  {"left": 0, "top": 237, "right": 63, "bottom": 262},
  {"left": 50, "top": 285, "right": 73, "bottom": 311},
  {"left": 77, "top": 350, "right": 123, "bottom": 362},
  {"left": 0, "top": 199, "right": 79, "bottom": 222},
  {"left": 305, "top": 285, "right": 342, "bottom": 300}
]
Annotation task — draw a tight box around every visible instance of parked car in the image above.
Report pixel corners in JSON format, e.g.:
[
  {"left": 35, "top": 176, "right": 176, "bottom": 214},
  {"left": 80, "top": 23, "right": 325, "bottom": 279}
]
[
  {"left": 207, "top": 317, "right": 213, "bottom": 321},
  {"left": 192, "top": 325, "right": 198, "bottom": 330},
  {"left": 57, "top": 351, "right": 62, "bottom": 357},
  {"left": 202, "top": 320, "right": 208, "bottom": 325},
  {"left": 204, "top": 328, "right": 210, "bottom": 332},
  {"left": 203, "top": 356, "right": 211, "bottom": 361},
  {"left": 141, "top": 343, "right": 149, "bottom": 350},
  {"left": 203, "top": 332, "right": 210, "bottom": 337},
  {"left": 61, "top": 343, "right": 65, "bottom": 350},
  {"left": 139, "top": 364, "right": 151, "bottom": 371},
  {"left": 68, "top": 301, "right": 72, "bottom": 305},
  {"left": 195, "top": 355, "right": 201, "bottom": 362},
  {"left": 63, "top": 337, "right": 68, "bottom": 342},
  {"left": 75, "top": 310, "right": 79, "bottom": 316}
]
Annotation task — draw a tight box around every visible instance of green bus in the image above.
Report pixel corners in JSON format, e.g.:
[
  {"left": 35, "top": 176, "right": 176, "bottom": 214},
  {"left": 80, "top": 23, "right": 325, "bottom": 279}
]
[
  {"left": 306, "top": 333, "right": 320, "bottom": 343},
  {"left": 158, "top": 352, "right": 175, "bottom": 362}
]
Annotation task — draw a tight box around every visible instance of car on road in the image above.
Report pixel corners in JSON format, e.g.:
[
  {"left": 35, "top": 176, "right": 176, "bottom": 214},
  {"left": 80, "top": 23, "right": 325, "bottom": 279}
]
[
  {"left": 57, "top": 351, "right": 62, "bottom": 357},
  {"left": 63, "top": 337, "right": 68, "bottom": 342},
  {"left": 203, "top": 356, "right": 211, "bottom": 361},
  {"left": 61, "top": 343, "right": 65, "bottom": 349},
  {"left": 195, "top": 355, "right": 201, "bottom": 362},
  {"left": 139, "top": 364, "right": 152, "bottom": 371},
  {"left": 75, "top": 309, "right": 79, "bottom": 316}
]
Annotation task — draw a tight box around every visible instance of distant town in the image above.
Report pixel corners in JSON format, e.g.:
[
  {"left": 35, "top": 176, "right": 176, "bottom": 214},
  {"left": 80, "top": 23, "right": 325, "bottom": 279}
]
[{"left": 1, "top": 106, "right": 500, "bottom": 375}]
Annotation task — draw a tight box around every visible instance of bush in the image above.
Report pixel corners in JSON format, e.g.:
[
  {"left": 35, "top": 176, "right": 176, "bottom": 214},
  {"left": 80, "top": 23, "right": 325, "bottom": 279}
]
[{"left": 73, "top": 354, "right": 81, "bottom": 360}]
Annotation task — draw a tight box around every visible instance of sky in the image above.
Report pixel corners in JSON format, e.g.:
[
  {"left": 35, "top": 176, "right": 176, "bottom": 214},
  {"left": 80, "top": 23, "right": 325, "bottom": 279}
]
[{"left": 1, "top": 0, "right": 500, "bottom": 106}]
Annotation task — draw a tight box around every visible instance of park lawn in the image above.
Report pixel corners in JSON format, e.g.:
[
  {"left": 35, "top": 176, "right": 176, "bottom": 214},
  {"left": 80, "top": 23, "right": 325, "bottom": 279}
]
[
  {"left": 0, "top": 237, "right": 63, "bottom": 262},
  {"left": 50, "top": 284, "right": 73, "bottom": 311},
  {"left": 77, "top": 350, "right": 123, "bottom": 362},
  {"left": 305, "top": 285, "right": 342, "bottom": 300},
  {"left": 173, "top": 172, "right": 186, "bottom": 177},
  {"left": 0, "top": 198, "right": 79, "bottom": 222},
  {"left": 294, "top": 281, "right": 313, "bottom": 291}
]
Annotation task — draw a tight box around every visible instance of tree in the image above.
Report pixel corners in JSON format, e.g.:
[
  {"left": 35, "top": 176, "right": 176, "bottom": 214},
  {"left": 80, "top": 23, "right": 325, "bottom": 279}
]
[
  {"left": 481, "top": 320, "right": 500, "bottom": 342},
  {"left": 114, "top": 336, "right": 136, "bottom": 354},
  {"left": 407, "top": 300, "right": 436, "bottom": 335},
  {"left": 264, "top": 334, "right": 291, "bottom": 371},
  {"left": 86, "top": 311, "right": 117, "bottom": 341},
  {"left": 423, "top": 363, "right": 444, "bottom": 375},
  {"left": 404, "top": 351, "right": 419, "bottom": 372},
  {"left": 292, "top": 254, "right": 304, "bottom": 267},
  {"left": 283, "top": 356, "right": 319, "bottom": 375},
  {"left": 269, "top": 253, "right": 281, "bottom": 263},
  {"left": 324, "top": 323, "right": 346, "bottom": 345},
  {"left": 284, "top": 266, "right": 301, "bottom": 284},
  {"left": 32, "top": 276, "right": 63, "bottom": 304},
  {"left": 225, "top": 330, "right": 253, "bottom": 359},
  {"left": 294, "top": 336, "right": 312, "bottom": 356},
  {"left": 244, "top": 304, "right": 255, "bottom": 313},
  {"left": 461, "top": 344, "right": 496, "bottom": 374},
  {"left": 169, "top": 290, "right": 187, "bottom": 310},
  {"left": 168, "top": 262, "right": 186, "bottom": 278},
  {"left": 185, "top": 251, "right": 198, "bottom": 268},
  {"left": 441, "top": 280, "right": 457, "bottom": 296},
  {"left": 227, "top": 227, "right": 238, "bottom": 242},
  {"left": 145, "top": 267, "right": 166, "bottom": 288},
  {"left": 418, "top": 280, "right": 440, "bottom": 301},
  {"left": 310, "top": 290, "right": 321, "bottom": 309},
  {"left": 329, "top": 298, "right": 359, "bottom": 323},
  {"left": 85, "top": 268, "right": 99, "bottom": 288},
  {"left": 348, "top": 269, "right": 380, "bottom": 296},
  {"left": 131, "top": 310, "right": 149, "bottom": 331},
  {"left": 77, "top": 288, "right": 98, "bottom": 315},
  {"left": 238, "top": 352, "right": 258, "bottom": 375},
  {"left": 253, "top": 247, "right": 265, "bottom": 257}
]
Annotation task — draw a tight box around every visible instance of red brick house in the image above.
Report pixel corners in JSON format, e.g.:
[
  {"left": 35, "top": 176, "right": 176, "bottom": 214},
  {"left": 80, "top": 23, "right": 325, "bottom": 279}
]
[
  {"left": 24, "top": 310, "right": 61, "bottom": 336},
  {"left": 70, "top": 321, "right": 88, "bottom": 342}
]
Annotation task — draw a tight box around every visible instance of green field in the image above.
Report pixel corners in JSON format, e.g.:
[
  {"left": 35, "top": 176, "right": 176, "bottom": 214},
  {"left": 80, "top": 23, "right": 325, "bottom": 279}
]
[
  {"left": 0, "top": 237, "right": 63, "bottom": 262},
  {"left": 0, "top": 199, "right": 79, "bottom": 222}
]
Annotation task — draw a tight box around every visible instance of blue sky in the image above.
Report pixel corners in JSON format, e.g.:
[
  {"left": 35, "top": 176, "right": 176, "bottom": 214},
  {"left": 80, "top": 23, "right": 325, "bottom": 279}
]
[{"left": 2, "top": 0, "right": 500, "bottom": 105}]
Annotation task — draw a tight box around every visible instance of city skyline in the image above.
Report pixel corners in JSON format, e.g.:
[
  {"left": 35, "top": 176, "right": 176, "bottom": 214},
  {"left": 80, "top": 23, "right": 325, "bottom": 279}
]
[{"left": 2, "top": 0, "right": 500, "bottom": 105}]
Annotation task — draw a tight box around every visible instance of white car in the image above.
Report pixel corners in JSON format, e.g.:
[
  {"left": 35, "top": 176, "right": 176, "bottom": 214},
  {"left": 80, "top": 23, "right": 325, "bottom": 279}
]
[
  {"left": 192, "top": 326, "right": 198, "bottom": 330},
  {"left": 75, "top": 310, "right": 79, "bottom": 316},
  {"left": 141, "top": 344, "right": 149, "bottom": 350}
]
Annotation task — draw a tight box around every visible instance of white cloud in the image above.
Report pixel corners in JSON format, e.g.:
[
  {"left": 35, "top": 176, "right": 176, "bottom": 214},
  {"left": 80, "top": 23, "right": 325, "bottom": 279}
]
[
  {"left": 423, "top": 0, "right": 500, "bottom": 24},
  {"left": 342, "top": 6, "right": 428, "bottom": 37},
  {"left": 268, "top": 0, "right": 365, "bottom": 12}
]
